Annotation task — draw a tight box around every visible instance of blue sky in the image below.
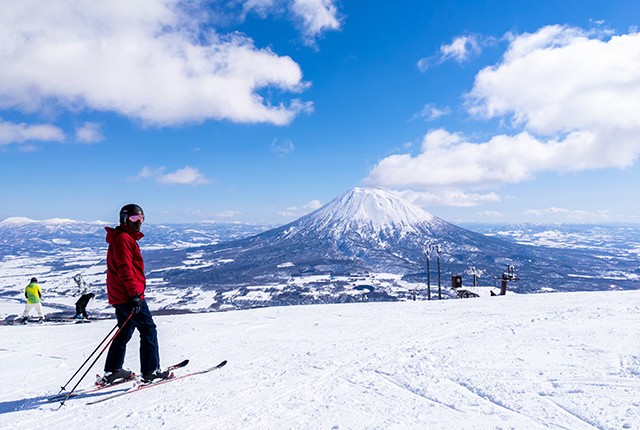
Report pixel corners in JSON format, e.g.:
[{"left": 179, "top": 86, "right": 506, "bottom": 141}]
[{"left": 1, "top": 0, "right": 639, "bottom": 225}]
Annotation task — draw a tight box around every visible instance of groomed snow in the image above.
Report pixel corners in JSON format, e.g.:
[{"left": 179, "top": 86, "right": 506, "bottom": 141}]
[{"left": 1, "top": 290, "right": 639, "bottom": 429}]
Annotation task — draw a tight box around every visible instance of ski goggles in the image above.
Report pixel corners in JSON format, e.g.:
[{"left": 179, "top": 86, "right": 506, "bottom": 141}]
[{"left": 128, "top": 214, "right": 145, "bottom": 223}]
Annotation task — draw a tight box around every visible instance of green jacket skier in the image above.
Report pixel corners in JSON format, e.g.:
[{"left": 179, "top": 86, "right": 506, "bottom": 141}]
[{"left": 22, "top": 277, "right": 45, "bottom": 323}]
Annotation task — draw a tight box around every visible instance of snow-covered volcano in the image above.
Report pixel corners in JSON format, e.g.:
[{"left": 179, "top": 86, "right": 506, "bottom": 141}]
[
  {"left": 269, "top": 187, "right": 481, "bottom": 269},
  {"left": 302, "top": 187, "right": 439, "bottom": 234},
  {"left": 165, "top": 187, "right": 468, "bottom": 285},
  {"left": 276, "top": 187, "right": 452, "bottom": 246},
  {"left": 163, "top": 187, "right": 627, "bottom": 293}
]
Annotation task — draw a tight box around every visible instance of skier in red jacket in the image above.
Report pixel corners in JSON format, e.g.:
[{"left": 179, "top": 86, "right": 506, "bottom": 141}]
[{"left": 100, "top": 204, "right": 170, "bottom": 385}]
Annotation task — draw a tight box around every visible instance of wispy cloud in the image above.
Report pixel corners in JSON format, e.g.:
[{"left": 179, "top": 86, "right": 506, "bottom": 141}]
[
  {"left": 75, "top": 122, "right": 104, "bottom": 144},
  {"left": 0, "top": 119, "right": 64, "bottom": 145},
  {"left": 213, "top": 210, "right": 242, "bottom": 218},
  {"left": 0, "top": 1, "right": 326, "bottom": 126},
  {"left": 270, "top": 138, "right": 295, "bottom": 156},
  {"left": 183, "top": 209, "right": 242, "bottom": 220},
  {"left": 524, "top": 206, "right": 611, "bottom": 222},
  {"left": 418, "top": 34, "right": 484, "bottom": 72},
  {"left": 410, "top": 103, "right": 451, "bottom": 121},
  {"left": 241, "top": 0, "right": 342, "bottom": 45},
  {"left": 398, "top": 189, "right": 501, "bottom": 208},
  {"left": 278, "top": 199, "right": 322, "bottom": 217},
  {"left": 478, "top": 211, "right": 503, "bottom": 219},
  {"left": 136, "top": 166, "right": 210, "bottom": 186},
  {"left": 158, "top": 167, "right": 210, "bottom": 185},
  {"left": 370, "top": 26, "right": 640, "bottom": 207},
  {"left": 291, "top": 0, "right": 342, "bottom": 45}
]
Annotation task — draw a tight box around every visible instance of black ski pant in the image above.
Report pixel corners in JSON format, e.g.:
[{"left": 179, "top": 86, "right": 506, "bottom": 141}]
[
  {"left": 75, "top": 293, "right": 93, "bottom": 318},
  {"left": 104, "top": 299, "right": 160, "bottom": 375}
]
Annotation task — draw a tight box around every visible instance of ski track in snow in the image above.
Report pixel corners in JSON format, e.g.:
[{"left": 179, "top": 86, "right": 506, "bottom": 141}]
[{"left": 1, "top": 290, "right": 640, "bottom": 429}]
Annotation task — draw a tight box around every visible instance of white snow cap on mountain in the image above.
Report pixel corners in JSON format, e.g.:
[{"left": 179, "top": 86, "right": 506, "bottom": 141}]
[
  {"left": 0, "top": 217, "right": 38, "bottom": 225},
  {"left": 302, "top": 187, "right": 438, "bottom": 234}
]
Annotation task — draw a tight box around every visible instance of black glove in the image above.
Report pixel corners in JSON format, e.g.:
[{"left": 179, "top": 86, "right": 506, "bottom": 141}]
[{"left": 131, "top": 295, "right": 142, "bottom": 314}]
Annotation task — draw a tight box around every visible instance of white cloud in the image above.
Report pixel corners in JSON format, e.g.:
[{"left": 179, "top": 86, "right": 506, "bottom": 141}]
[
  {"left": 241, "top": 0, "right": 279, "bottom": 17},
  {"left": 467, "top": 25, "right": 640, "bottom": 134},
  {"left": 397, "top": 188, "right": 501, "bottom": 208},
  {"left": 524, "top": 206, "right": 611, "bottom": 222},
  {"left": 75, "top": 122, "right": 104, "bottom": 143},
  {"left": 366, "top": 127, "right": 632, "bottom": 189},
  {"left": 158, "top": 166, "right": 210, "bottom": 185},
  {"left": 440, "top": 35, "right": 481, "bottom": 62},
  {"left": 370, "top": 26, "right": 640, "bottom": 207},
  {"left": 241, "top": 0, "right": 341, "bottom": 46},
  {"left": 279, "top": 199, "right": 322, "bottom": 217},
  {"left": 418, "top": 34, "right": 483, "bottom": 72},
  {"left": 306, "top": 199, "right": 322, "bottom": 209},
  {"left": 214, "top": 210, "right": 242, "bottom": 218},
  {"left": 184, "top": 209, "right": 242, "bottom": 220},
  {"left": 411, "top": 103, "right": 451, "bottom": 121},
  {"left": 270, "top": 138, "right": 295, "bottom": 156},
  {"left": 135, "top": 166, "right": 164, "bottom": 179},
  {"left": 136, "top": 166, "right": 210, "bottom": 186},
  {"left": 0, "top": 0, "right": 314, "bottom": 126},
  {"left": 478, "top": 211, "right": 503, "bottom": 219},
  {"left": 291, "top": 0, "right": 341, "bottom": 43},
  {"left": 239, "top": 0, "right": 342, "bottom": 37},
  {"left": 0, "top": 119, "right": 65, "bottom": 145}
]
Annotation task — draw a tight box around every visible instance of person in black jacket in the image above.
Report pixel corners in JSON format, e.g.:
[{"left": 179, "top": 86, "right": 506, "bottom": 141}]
[{"left": 72, "top": 273, "right": 94, "bottom": 320}]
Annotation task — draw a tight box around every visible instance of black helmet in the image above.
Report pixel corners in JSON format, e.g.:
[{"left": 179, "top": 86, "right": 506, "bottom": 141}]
[
  {"left": 119, "top": 204, "right": 144, "bottom": 224},
  {"left": 30, "top": 277, "right": 38, "bottom": 283}
]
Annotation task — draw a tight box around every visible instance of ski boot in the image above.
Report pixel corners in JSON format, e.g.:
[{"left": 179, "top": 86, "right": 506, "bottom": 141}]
[
  {"left": 97, "top": 369, "right": 135, "bottom": 386},
  {"left": 141, "top": 369, "right": 172, "bottom": 383}
]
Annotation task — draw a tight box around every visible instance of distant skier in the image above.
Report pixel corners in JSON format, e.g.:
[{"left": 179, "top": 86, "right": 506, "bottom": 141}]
[
  {"left": 72, "top": 273, "right": 94, "bottom": 320},
  {"left": 99, "top": 204, "right": 170, "bottom": 386},
  {"left": 21, "top": 277, "right": 45, "bottom": 324}
]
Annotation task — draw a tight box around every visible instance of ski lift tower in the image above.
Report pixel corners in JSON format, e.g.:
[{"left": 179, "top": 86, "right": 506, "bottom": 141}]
[
  {"left": 436, "top": 244, "right": 442, "bottom": 300},
  {"left": 500, "top": 265, "right": 519, "bottom": 295},
  {"left": 425, "top": 243, "right": 432, "bottom": 300},
  {"left": 465, "top": 266, "right": 484, "bottom": 287}
]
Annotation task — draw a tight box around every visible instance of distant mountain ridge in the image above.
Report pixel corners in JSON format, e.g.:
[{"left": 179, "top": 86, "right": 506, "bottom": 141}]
[
  {"left": 162, "top": 188, "right": 635, "bottom": 293},
  {"left": 0, "top": 218, "right": 272, "bottom": 255},
  {"left": 1, "top": 188, "right": 637, "bottom": 313}
]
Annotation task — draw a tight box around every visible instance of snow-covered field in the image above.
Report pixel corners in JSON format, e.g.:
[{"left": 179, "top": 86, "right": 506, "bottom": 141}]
[{"left": 1, "top": 290, "right": 639, "bottom": 429}]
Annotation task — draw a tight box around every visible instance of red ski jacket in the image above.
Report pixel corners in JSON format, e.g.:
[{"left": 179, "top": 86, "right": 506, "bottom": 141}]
[{"left": 105, "top": 225, "right": 146, "bottom": 305}]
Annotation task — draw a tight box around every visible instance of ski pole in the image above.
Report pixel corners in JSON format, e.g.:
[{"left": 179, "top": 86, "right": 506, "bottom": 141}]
[
  {"left": 59, "top": 310, "right": 135, "bottom": 407},
  {"left": 57, "top": 323, "right": 119, "bottom": 394}
]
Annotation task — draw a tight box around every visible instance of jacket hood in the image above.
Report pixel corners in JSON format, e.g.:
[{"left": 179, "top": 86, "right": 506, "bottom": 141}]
[{"left": 105, "top": 225, "right": 144, "bottom": 243}]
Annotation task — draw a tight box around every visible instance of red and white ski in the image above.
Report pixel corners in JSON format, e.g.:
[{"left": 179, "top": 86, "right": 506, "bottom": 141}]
[
  {"left": 86, "top": 360, "right": 227, "bottom": 405},
  {"left": 51, "top": 359, "right": 189, "bottom": 403}
]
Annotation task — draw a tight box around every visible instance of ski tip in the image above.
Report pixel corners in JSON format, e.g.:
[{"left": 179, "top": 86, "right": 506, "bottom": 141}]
[{"left": 218, "top": 360, "right": 227, "bottom": 368}]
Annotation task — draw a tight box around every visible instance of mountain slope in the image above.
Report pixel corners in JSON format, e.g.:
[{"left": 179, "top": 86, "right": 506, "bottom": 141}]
[
  {"left": 1, "top": 291, "right": 639, "bottom": 429},
  {"left": 164, "top": 188, "right": 629, "bottom": 292}
]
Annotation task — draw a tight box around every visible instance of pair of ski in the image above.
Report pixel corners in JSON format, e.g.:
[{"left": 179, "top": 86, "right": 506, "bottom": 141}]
[
  {"left": 49, "top": 359, "right": 191, "bottom": 403},
  {"left": 51, "top": 359, "right": 227, "bottom": 405}
]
